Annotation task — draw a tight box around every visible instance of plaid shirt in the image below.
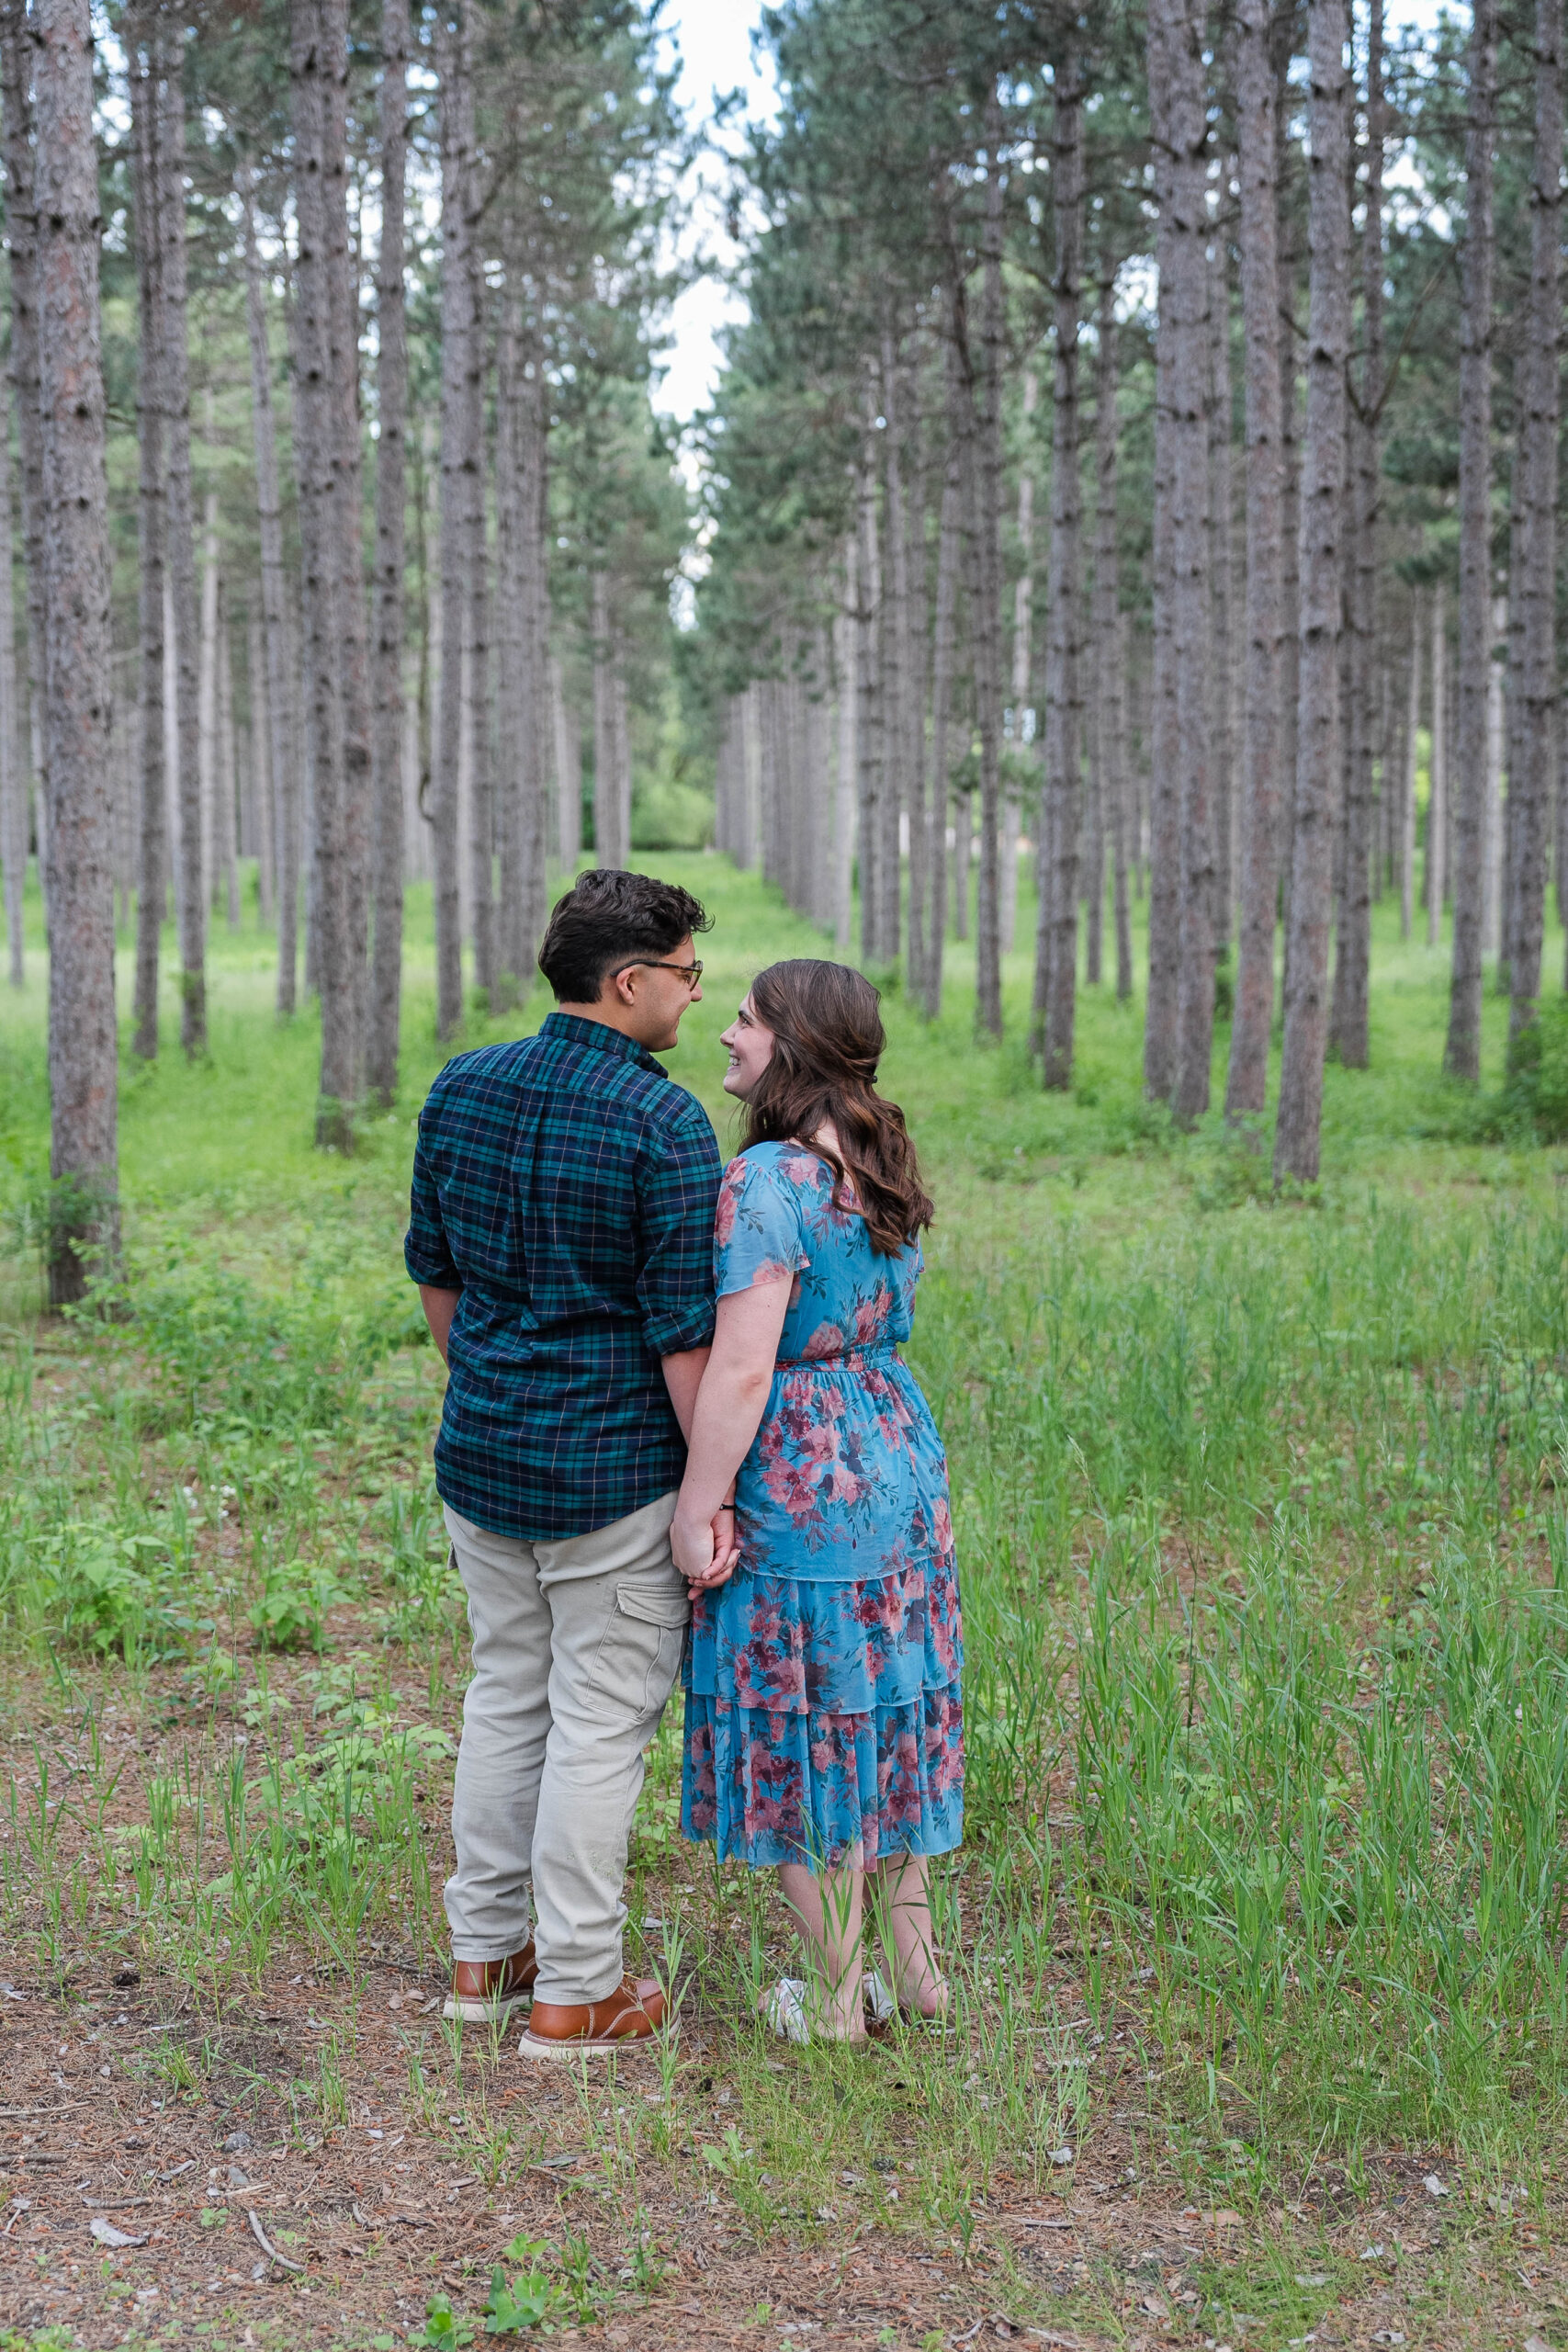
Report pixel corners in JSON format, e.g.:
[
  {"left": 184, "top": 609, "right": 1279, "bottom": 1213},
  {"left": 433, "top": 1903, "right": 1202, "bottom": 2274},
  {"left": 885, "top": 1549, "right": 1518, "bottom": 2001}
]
[{"left": 404, "top": 1012, "right": 722, "bottom": 1540}]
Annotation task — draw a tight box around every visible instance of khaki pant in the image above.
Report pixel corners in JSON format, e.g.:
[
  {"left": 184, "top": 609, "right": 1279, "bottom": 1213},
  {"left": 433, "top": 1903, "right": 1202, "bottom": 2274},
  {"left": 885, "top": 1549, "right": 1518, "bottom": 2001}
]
[{"left": 442, "top": 1492, "right": 687, "bottom": 2005}]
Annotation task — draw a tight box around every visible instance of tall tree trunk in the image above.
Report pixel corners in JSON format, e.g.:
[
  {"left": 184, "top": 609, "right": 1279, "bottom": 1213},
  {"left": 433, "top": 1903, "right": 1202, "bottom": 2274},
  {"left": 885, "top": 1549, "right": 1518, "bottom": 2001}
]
[
  {"left": 1427, "top": 588, "right": 1445, "bottom": 944},
  {"left": 879, "top": 336, "right": 906, "bottom": 967},
  {"left": 854, "top": 399, "right": 883, "bottom": 963},
  {"left": 1036, "top": 51, "right": 1085, "bottom": 1091},
  {"left": 1330, "top": 0, "right": 1384, "bottom": 1069},
  {"left": 1273, "top": 0, "right": 1350, "bottom": 1185},
  {"left": 1091, "top": 282, "right": 1133, "bottom": 1007},
  {"left": 1208, "top": 222, "right": 1235, "bottom": 965},
  {"left": 0, "top": 359, "right": 19, "bottom": 989},
  {"left": 465, "top": 210, "right": 494, "bottom": 994},
  {"left": 904, "top": 401, "right": 930, "bottom": 995},
  {"left": 1, "top": 0, "right": 45, "bottom": 938},
  {"left": 365, "top": 0, "right": 408, "bottom": 1103},
  {"left": 1225, "top": 0, "right": 1285, "bottom": 1116},
  {"left": 1010, "top": 366, "right": 1036, "bottom": 972},
  {"left": 1151, "top": 0, "right": 1216, "bottom": 1125},
  {"left": 248, "top": 607, "right": 274, "bottom": 920},
  {"left": 973, "top": 85, "right": 1005, "bottom": 1038},
  {"left": 1401, "top": 593, "right": 1418, "bottom": 938},
  {"left": 290, "top": 0, "right": 355, "bottom": 1144},
  {"left": 432, "top": 0, "right": 472, "bottom": 1038},
  {"left": 1144, "top": 15, "right": 1181, "bottom": 1104},
  {"left": 924, "top": 403, "right": 960, "bottom": 1015},
  {"left": 219, "top": 592, "right": 240, "bottom": 925},
  {"left": 239, "top": 167, "right": 298, "bottom": 1014},
  {"left": 321, "top": 0, "right": 371, "bottom": 1104},
  {"left": 158, "top": 38, "right": 205, "bottom": 1055},
  {"left": 130, "top": 13, "right": 166, "bottom": 1053},
  {"left": 37, "top": 0, "right": 118, "bottom": 1301},
  {"left": 1444, "top": 0, "right": 1497, "bottom": 1079},
  {"left": 1505, "top": 0, "right": 1562, "bottom": 1040},
  {"left": 1483, "top": 590, "right": 1505, "bottom": 955},
  {"left": 494, "top": 286, "right": 548, "bottom": 989},
  {"left": 198, "top": 477, "right": 219, "bottom": 910},
  {"left": 834, "top": 535, "right": 856, "bottom": 951},
  {"left": 551, "top": 652, "right": 580, "bottom": 872}
]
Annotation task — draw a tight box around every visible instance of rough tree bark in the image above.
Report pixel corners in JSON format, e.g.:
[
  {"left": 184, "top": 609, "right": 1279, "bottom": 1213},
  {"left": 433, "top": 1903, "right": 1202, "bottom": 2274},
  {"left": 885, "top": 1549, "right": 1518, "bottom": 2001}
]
[
  {"left": 1092, "top": 281, "right": 1133, "bottom": 1006},
  {"left": 879, "top": 335, "right": 906, "bottom": 968},
  {"left": 1143, "top": 0, "right": 1181, "bottom": 1103},
  {"left": 366, "top": 0, "right": 408, "bottom": 1104},
  {"left": 1273, "top": 0, "right": 1350, "bottom": 1185},
  {"left": 290, "top": 0, "right": 355, "bottom": 1142},
  {"left": 834, "top": 536, "right": 856, "bottom": 953},
  {"left": 1010, "top": 366, "right": 1036, "bottom": 972},
  {"left": 923, "top": 379, "right": 958, "bottom": 1013},
  {"left": 1225, "top": 0, "right": 1285, "bottom": 1116},
  {"left": 1150, "top": 0, "right": 1215, "bottom": 1124},
  {"left": 1330, "top": 0, "right": 1384, "bottom": 1069},
  {"left": 464, "top": 184, "right": 494, "bottom": 996},
  {"left": 1208, "top": 220, "right": 1235, "bottom": 964},
  {"left": 854, "top": 395, "right": 883, "bottom": 965},
  {"left": 130, "top": 11, "right": 167, "bottom": 1056},
  {"left": 432, "top": 0, "right": 473, "bottom": 1038},
  {"left": 1401, "top": 593, "right": 1418, "bottom": 939},
  {"left": 1035, "top": 48, "right": 1085, "bottom": 1092},
  {"left": 1427, "top": 588, "right": 1445, "bottom": 944},
  {"left": 153, "top": 36, "right": 205, "bottom": 1056},
  {"left": 0, "top": 358, "right": 20, "bottom": 990},
  {"left": 1504, "top": 0, "right": 1562, "bottom": 1039},
  {"left": 321, "top": 0, "right": 371, "bottom": 1101},
  {"left": 1, "top": 0, "right": 46, "bottom": 933},
  {"left": 1444, "top": 0, "right": 1497, "bottom": 1080},
  {"left": 37, "top": 0, "right": 118, "bottom": 1301},
  {"left": 974, "top": 85, "right": 1006, "bottom": 1038},
  {"left": 239, "top": 167, "right": 299, "bottom": 1014}
]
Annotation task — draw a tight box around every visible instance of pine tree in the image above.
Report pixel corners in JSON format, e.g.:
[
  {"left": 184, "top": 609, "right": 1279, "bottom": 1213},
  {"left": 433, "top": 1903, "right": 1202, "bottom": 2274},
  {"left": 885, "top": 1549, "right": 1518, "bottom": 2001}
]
[
  {"left": 129, "top": 9, "right": 167, "bottom": 1059},
  {"left": 1274, "top": 0, "right": 1349, "bottom": 1186},
  {"left": 1444, "top": 0, "right": 1497, "bottom": 1082},
  {"left": 365, "top": 0, "right": 409, "bottom": 1105},
  {"left": 1035, "top": 45, "right": 1085, "bottom": 1091},
  {"left": 1503, "top": 0, "right": 1562, "bottom": 1039},
  {"left": 159, "top": 38, "right": 205, "bottom": 1057},
  {"left": 1225, "top": 0, "right": 1285, "bottom": 1118},
  {"left": 36, "top": 0, "right": 118, "bottom": 1303}
]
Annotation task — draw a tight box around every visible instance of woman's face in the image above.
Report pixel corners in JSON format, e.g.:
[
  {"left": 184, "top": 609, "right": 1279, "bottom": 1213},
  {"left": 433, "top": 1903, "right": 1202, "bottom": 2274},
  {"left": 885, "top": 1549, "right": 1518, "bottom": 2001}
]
[{"left": 720, "top": 992, "right": 775, "bottom": 1100}]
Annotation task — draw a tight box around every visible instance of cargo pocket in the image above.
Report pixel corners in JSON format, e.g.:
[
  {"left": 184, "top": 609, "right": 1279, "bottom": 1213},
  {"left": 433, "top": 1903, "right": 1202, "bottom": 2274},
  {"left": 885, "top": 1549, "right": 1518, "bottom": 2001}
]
[{"left": 588, "top": 1578, "right": 692, "bottom": 1725}]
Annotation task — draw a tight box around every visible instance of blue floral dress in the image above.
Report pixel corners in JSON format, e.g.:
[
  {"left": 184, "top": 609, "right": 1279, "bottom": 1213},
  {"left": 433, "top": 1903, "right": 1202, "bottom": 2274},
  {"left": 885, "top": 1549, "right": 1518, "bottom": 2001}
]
[{"left": 681, "top": 1141, "right": 964, "bottom": 1871}]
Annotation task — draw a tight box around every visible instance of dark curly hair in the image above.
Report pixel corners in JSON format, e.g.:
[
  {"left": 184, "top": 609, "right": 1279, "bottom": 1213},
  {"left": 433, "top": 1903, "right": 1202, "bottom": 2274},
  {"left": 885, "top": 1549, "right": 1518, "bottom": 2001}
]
[
  {"left": 738, "top": 959, "right": 934, "bottom": 1258},
  {"left": 536, "top": 868, "right": 712, "bottom": 1003}
]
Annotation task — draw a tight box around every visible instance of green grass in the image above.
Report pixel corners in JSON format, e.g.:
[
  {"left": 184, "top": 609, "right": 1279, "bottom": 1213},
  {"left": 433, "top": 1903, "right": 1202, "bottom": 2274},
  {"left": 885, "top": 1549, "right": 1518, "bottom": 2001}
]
[{"left": 3, "top": 853, "right": 1568, "bottom": 2346}]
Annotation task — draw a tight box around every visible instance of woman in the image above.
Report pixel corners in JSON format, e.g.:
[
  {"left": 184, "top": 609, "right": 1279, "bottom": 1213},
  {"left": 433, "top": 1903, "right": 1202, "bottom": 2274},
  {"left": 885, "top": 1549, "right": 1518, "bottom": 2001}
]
[{"left": 671, "top": 959, "right": 964, "bottom": 2042}]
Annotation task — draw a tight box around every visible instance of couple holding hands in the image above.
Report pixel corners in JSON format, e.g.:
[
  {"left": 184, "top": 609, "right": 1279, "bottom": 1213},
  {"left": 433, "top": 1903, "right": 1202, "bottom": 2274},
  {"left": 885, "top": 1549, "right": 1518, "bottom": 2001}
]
[{"left": 405, "top": 867, "right": 964, "bottom": 2054}]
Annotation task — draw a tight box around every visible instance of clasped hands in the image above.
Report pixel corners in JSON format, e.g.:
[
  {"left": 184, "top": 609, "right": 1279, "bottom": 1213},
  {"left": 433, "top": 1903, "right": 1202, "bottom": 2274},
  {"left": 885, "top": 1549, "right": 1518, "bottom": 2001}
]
[{"left": 672, "top": 1497, "right": 740, "bottom": 1593}]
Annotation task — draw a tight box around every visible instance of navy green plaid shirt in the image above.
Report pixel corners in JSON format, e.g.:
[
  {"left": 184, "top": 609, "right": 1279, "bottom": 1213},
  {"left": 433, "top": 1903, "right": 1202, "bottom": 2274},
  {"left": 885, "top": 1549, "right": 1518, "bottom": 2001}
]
[{"left": 404, "top": 1012, "right": 722, "bottom": 1540}]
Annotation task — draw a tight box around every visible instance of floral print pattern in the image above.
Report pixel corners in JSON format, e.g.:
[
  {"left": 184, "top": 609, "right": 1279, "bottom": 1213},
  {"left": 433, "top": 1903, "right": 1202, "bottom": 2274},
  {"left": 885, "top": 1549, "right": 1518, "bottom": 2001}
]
[{"left": 681, "top": 1143, "right": 964, "bottom": 1871}]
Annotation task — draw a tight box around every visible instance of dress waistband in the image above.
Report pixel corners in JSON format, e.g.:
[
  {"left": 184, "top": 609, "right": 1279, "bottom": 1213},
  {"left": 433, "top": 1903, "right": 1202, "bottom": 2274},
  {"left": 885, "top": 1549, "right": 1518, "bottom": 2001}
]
[{"left": 775, "top": 1340, "right": 900, "bottom": 1372}]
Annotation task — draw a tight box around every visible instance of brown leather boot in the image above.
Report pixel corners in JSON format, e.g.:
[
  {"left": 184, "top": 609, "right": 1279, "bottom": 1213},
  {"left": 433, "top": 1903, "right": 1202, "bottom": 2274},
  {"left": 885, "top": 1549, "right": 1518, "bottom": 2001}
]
[
  {"left": 443, "top": 1939, "right": 538, "bottom": 2023},
  {"left": 517, "top": 1973, "right": 669, "bottom": 2058}
]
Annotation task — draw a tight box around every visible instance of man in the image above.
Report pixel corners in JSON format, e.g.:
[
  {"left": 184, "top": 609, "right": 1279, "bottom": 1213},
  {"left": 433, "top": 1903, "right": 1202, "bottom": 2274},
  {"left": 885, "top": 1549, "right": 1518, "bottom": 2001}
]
[{"left": 404, "top": 868, "right": 729, "bottom": 2056}]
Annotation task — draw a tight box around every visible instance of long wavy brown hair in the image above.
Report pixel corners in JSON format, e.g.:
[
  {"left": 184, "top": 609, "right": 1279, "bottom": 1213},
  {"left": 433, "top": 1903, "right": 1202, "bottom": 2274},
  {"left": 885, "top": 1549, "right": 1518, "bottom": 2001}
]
[{"left": 739, "top": 960, "right": 934, "bottom": 1257}]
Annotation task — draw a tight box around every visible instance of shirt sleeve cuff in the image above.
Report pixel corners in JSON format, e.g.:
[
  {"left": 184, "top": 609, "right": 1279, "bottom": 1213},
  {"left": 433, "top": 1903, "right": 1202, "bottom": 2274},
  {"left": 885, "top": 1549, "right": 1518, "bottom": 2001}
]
[
  {"left": 644, "top": 1300, "right": 718, "bottom": 1358},
  {"left": 405, "top": 1243, "right": 461, "bottom": 1289}
]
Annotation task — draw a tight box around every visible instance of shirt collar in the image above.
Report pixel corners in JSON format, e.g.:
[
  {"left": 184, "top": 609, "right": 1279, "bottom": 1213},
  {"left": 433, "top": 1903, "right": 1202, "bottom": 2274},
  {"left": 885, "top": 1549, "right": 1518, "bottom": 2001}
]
[{"left": 540, "top": 1010, "right": 668, "bottom": 1078}]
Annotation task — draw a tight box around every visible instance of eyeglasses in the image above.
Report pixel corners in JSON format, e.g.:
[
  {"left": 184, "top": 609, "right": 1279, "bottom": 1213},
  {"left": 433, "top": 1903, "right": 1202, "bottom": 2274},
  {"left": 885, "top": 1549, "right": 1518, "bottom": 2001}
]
[{"left": 614, "top": 958, "right": 704, "bottom": 991}]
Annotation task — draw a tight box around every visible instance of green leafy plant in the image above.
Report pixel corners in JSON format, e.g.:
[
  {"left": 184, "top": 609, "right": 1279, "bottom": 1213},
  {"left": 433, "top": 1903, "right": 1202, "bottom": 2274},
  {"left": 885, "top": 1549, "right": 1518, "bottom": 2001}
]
[
  {"left": 248, "top": 1556, "right": 347, "bottom": 1652},
  {"left": 408, "top": 2292, "right": 475, "bottom": 2349}
]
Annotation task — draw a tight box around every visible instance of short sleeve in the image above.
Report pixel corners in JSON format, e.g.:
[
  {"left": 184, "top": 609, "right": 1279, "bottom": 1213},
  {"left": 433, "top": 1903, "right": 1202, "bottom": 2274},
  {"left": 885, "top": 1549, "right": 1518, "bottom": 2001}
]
[{"left": 714, "top": 1153, "right": 808, "bottom": 1299}]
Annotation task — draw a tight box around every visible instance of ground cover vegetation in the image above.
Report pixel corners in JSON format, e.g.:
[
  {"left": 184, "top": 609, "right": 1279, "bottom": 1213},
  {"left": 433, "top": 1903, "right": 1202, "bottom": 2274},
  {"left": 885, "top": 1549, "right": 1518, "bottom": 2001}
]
[{"left": 2, "top": 864, "right": 1568, "bottom": 2352}]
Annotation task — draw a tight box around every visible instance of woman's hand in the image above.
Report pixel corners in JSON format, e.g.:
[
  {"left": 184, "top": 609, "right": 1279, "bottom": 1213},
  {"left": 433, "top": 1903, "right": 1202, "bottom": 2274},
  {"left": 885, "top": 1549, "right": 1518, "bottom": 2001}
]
[{"left": 673, "top": 1503, "right": 739, "bottom": 1593}]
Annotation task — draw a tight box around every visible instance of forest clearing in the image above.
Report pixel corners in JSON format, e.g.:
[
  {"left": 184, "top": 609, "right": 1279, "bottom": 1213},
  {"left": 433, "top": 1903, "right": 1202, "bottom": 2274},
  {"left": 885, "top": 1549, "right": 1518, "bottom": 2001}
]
[{"left": 4, "top": 864, "right": 1568, "bottom": 2352}]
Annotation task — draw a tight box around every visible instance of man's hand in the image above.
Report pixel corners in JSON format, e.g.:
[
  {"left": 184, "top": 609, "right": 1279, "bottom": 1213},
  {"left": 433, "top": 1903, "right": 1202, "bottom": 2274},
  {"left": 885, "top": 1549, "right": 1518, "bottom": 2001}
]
[{"left": 673, "top": 1503, "right": 739, "bottom": 1594}]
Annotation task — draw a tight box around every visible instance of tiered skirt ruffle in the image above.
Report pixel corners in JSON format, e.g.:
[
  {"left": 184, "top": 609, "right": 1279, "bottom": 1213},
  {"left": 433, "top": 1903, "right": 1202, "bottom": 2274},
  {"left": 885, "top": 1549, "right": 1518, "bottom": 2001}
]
[{"left": 680, "top": 1552, "right": 964, "bottom": 1871}]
